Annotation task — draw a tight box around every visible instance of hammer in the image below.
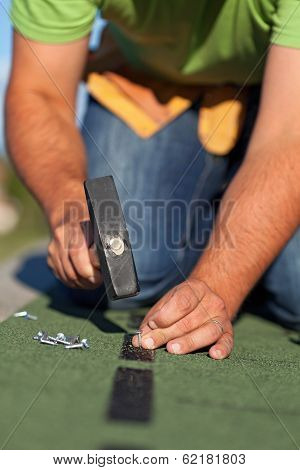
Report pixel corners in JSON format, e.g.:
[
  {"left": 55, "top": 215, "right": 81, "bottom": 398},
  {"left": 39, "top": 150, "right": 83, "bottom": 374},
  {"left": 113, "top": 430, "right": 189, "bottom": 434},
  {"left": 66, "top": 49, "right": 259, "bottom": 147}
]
[{"left": 84, "top": 176, "right": 140, "bottom": 300}]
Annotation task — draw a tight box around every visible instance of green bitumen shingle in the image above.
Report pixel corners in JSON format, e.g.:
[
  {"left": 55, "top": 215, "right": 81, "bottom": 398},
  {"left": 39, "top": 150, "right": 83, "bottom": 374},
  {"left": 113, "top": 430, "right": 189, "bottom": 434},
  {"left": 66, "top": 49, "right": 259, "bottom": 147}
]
[{"left": 0, "top": 290, "right": 299, "bottom": 450}]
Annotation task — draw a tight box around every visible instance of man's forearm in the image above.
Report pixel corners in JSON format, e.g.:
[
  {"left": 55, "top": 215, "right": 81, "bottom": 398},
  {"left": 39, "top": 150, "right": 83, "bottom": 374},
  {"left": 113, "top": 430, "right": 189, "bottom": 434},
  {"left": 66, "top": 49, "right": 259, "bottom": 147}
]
[
  {"left": 192, "top": 136, "right": 300, "bottom": 318},
  {"left": 5, "top": 87, "right": 88, "bottom": 228}
]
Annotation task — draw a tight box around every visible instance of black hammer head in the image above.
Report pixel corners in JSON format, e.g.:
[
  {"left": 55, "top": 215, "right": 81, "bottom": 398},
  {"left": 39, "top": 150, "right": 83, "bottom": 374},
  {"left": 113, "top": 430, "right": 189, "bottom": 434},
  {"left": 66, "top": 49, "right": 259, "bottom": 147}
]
[{"left": 84, "top": 176, "right": 140, "bottom": 300}]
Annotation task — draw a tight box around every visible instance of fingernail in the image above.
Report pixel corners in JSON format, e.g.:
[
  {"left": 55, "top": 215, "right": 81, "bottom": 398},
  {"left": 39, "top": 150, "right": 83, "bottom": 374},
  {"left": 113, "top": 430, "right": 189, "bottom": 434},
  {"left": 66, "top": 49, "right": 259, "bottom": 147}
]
[
  {"left": 148, "top": 320, "right": 157, "bottom": 329},
  {"left": 170, "top": 343, "right": 181, "bottom": 354},
  {"left": 213, "top": 349, "right": 222, "bottom": 359},
  {"left": 132, "top": 335, "right": 138, "bottom": 347},
  {"left": 144, "top": 338, "right": 154, "bottom": 349},
  {"left": 88, "top": 276, "right": 96, "bottom": 283}
]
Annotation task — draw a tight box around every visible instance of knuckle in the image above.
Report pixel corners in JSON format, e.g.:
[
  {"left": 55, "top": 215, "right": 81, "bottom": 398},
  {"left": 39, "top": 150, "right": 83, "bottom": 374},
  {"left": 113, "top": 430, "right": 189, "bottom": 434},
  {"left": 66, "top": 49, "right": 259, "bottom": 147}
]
[
  {"left": 156, "top": 330, "right": 168, "bottom": 345},
  {"left": 211, "top": 295, "right": 226, "bottom": 315},
  {"left": 175, "top": 283, "right": 198, "bottom": 312},
  {"left": 153, "top": 311, "right": 167, "bottom": 328},
  {"left": 179, "top": 315, "right": 194, "bottom": 333},
  {"left": 175, "top": 292, "right": 192, "bottom": 313},
  {"left": 215, "top": 296, "right": 226, "bottom": 312},
  {"left": 48, "top": 242, "right": 55, "bottom": 257},
  {"left": 53, "top": 225, "right": 64, "bottom": 242},
  {"left": 186, "top": 334, "right": 197, "bottom": 351}
]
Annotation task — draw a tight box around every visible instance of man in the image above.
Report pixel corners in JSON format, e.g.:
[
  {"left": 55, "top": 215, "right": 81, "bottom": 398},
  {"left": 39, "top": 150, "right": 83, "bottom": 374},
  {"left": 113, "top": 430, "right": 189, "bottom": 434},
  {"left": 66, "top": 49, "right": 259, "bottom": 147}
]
[{"left": 6, "top": 1, "right": 300, "bottom": 359}]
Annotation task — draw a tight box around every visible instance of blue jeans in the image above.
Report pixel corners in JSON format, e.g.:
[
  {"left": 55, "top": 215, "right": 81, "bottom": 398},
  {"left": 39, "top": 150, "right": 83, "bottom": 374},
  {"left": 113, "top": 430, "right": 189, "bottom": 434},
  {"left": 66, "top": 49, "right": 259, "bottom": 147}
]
[{"left": 81, "top": 95, "right": 300, "bottom": 330}]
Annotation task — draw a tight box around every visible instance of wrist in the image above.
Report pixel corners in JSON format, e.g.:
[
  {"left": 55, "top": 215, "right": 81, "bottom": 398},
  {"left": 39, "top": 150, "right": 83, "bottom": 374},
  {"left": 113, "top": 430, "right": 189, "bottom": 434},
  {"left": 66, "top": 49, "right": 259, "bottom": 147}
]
[
  {"left": 45, "top": 181, "right": 89, "bottom": 231},
  {"left": 189, "top": 263, "right": 241, "bottom": 320}
]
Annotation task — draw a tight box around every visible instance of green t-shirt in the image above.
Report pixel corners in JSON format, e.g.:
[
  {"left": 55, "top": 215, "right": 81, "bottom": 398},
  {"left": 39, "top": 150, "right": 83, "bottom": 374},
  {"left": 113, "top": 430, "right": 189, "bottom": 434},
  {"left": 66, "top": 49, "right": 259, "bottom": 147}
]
[{"left": 10, "top": 0, "right": 300, "bottom": 85}]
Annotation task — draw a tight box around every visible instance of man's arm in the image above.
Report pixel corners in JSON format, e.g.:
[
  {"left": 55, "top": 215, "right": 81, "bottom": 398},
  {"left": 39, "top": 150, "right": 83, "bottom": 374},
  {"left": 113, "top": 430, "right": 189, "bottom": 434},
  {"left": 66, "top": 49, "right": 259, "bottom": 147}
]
[
  {"left": 6, "top": 31, "right": 101, "bottom": 287},
  {"left": 133, "top": 44, "right": 300, "bottom": 358},
  {"left": 193, "top": 44, "right": 300, "bottom": 315}
]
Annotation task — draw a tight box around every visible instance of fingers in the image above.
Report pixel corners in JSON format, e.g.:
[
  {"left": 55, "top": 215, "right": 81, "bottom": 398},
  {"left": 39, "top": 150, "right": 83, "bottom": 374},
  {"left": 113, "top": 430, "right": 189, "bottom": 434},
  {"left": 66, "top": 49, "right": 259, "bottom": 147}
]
[
  {"left": 209, "top": 331, "right": 234, "bottom": 360},
  {"left": 132, "top": 278, "right": 233, "bottom": 359},
  {"left": 48, "top": 241, "right": 87, "bottom": 288},
  {"left": 69, "top": 228, "right": 101, "bottom": 287},
  {"left": 47, "top": 248, "right": 70, "bottom": 286},
  {"left": 141, "top": 280, "right": 206, "bottom": 331},
  {"left": 139, "top": 289, "right": 175, "bottom": 332},
  {"left": 47, "top": 223, "right": 102, "bottom": 289},
  {"left": 166, "top": 319, "right": 232, "bottom": 356},
  {"left": 133, "top": 304, "right": 210, "bottom": 348},
  {"left": 133, "top": 319, "right": 233, "bottom": 359},
  {"left": 88, "top": 244, "right": 100, "bottom": 268}
]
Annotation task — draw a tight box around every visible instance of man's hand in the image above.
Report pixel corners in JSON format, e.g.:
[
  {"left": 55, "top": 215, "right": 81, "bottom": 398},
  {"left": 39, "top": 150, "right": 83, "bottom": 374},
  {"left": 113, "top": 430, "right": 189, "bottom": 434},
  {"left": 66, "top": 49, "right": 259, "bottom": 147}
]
[
  {"left": 47, "top": 216, "right": 102, "bottom": 289},
  {"left": 132, "top": 279, "right": 233, "bottom": 359}
]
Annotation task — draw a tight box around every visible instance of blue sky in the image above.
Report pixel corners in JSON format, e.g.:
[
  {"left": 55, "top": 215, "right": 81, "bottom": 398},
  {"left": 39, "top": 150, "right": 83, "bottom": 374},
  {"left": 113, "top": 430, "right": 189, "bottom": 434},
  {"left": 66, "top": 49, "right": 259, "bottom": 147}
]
[{"left": 0, "top": 0, "right": 13, "bottom": 155}]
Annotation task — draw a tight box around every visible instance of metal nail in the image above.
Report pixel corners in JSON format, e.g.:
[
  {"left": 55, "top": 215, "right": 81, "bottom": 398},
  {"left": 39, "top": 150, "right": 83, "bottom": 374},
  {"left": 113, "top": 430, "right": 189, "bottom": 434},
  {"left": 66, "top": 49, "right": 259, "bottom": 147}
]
[
  {"left": 26, "top": 314, "right": 38, "bottom": 321},
  {"left": 14, "top": 311, "right": 37, "bottom": 320},
  {"left": 38, "top": 332, "right": 58, "bottom": 345},
  {"left": 55, "top": 333, "right": 69, "bottom": 345},
  {"left": 135, "top": 330, "right": 142, "bottom": 348},
  {"left": 54, "top": 333, "right": 80, "bottom": 345},
  {"left": 33, "top": 331, "right": 44, "bottom": 341},
  {"left": 33, "top": 331, "right": 86, "bottom": 348},
  {"left": 48, "top": 334, "right": 59, "bottom": 343},
  {"left": 65, "top": 335, "right": 80, "bottom": 345},
  {"left": 14, "top": 311, "right": 28, "bottom": 318},
  {"left": 40, "top": 338, "right": 59, "bottom": 346},
  {"left": 64, "top": 343, "right": 84, "bottom": 350},
  {"left": 56, "top": 333, "right": 65, "bottom": 340},
  {"left": 39, "top": 331, "right": 57, "bottom": 345},
  {"left": 81, "top": 338, "right": 90, "bottom": 349}
]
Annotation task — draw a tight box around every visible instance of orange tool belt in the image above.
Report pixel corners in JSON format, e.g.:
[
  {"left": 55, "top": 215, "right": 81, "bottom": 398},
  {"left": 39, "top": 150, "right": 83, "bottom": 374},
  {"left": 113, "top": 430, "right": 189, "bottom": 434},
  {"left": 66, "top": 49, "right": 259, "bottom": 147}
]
[{"left": 84, "top": 27, "right": 249, "bottom": 156}]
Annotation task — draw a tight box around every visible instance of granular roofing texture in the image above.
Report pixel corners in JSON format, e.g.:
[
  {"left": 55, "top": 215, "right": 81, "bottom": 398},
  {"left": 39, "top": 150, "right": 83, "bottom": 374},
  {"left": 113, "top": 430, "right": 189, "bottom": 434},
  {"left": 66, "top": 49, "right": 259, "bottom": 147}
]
[{"left": 0, "top": 289, "right": 299, "bottom": 450}]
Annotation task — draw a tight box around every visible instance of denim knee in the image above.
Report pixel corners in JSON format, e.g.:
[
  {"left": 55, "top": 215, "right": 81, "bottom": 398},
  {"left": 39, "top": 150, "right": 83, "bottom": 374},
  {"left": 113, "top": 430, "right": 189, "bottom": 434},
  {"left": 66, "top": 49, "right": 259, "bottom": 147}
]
[{"left": 255, "top": 229, "right": 300, "bottom": 329}]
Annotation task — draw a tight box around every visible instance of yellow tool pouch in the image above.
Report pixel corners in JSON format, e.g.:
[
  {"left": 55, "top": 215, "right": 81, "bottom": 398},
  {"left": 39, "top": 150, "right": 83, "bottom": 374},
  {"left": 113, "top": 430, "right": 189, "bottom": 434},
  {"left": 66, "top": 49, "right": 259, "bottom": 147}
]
[{"left": 85, "top": 27, "right": 249, "bottom": 155}]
